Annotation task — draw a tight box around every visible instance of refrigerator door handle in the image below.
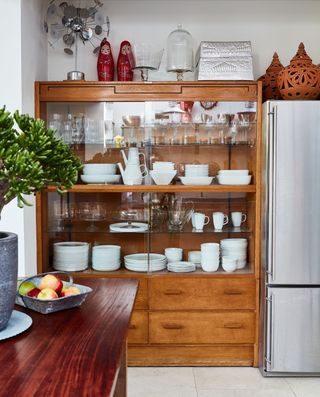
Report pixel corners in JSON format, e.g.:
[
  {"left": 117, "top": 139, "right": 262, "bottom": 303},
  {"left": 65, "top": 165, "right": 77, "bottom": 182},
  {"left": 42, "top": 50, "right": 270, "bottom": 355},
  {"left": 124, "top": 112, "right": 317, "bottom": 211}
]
[
  {"left": 265, "top": 294, "right": 274, "bottom": 370},
  {"left": 266, "top": 106, "right": 277, "bottom": 281}
]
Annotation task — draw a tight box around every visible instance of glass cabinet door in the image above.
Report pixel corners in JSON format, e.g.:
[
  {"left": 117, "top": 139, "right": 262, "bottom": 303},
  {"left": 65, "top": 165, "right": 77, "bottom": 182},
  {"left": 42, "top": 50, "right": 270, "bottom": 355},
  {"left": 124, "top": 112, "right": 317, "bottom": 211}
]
[{"left": 41, "top": 97, "right": 257, "bottom": 275}]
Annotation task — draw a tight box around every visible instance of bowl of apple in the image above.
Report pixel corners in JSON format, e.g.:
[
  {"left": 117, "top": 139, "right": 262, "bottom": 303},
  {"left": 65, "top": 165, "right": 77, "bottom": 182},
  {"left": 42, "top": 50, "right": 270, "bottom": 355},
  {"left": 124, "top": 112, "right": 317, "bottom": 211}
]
[{"left": 16, "top": 271, "right": 92, "bottom": 314}]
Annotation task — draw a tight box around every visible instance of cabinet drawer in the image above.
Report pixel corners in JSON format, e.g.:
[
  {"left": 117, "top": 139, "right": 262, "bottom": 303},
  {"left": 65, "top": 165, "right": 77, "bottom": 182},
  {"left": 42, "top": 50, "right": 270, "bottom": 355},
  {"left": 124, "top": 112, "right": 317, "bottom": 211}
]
[
  {"left": 128, "top": 311, "right": 148, "bottom": 344},
  {"left": 149, "top": 311, "right": 255, "bottom": 344},
  {"left": 134, "top": 279, "right": 148, "bottom": 309},
  {"left": 150, "top": 278, "right": 255, "bottom": 310}
]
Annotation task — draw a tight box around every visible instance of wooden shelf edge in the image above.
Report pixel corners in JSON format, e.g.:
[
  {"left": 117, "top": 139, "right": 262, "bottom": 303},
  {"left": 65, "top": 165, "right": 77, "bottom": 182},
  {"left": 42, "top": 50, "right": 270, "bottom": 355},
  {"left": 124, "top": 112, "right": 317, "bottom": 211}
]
[{"left": 45, "top": 184, "right": 256, "bottom": 193}]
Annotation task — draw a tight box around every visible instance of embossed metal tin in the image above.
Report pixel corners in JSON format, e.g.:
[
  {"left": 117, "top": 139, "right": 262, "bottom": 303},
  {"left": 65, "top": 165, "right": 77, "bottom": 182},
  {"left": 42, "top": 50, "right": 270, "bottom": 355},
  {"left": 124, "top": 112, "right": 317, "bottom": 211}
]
[
  {"left": 196, "top": 41, "right": 252, "bottom": 62},
  {"left": 196, "top": 56, "right": 254, "bottom": 80}
]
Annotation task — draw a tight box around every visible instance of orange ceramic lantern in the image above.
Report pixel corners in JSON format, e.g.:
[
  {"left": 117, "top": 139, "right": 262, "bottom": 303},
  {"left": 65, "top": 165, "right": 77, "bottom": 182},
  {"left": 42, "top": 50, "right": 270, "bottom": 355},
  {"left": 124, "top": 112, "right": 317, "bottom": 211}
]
[
  {"left": 258, "top": 52, "right": 284, "bottom": 101},
  {"left": 277, "top": 43, "right": 320, "bottom": 100}
]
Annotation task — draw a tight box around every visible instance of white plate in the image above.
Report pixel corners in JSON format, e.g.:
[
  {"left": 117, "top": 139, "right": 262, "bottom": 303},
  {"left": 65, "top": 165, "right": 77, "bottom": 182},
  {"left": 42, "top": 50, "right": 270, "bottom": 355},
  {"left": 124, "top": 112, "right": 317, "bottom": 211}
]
[
  {"left": 180, "top": 176, "right": 214, "bottom": 186},
  {"left": 124, "top": 253, "right": 166, "bottom": 262},
  {"left": 109, "top": 222, "right": 149, "bottom": 232},
  {"left": 0, "top": 311, "right": 32, "bottom": 341},
  {"left": 80, "top": 174, "right": 121, "bottom": 184}
]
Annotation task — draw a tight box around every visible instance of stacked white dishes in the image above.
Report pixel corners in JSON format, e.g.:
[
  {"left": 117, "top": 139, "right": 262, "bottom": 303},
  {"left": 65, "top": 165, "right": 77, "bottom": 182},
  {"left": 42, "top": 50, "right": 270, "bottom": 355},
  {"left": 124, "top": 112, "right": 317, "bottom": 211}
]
[
  {"left": 217, "top": 170, "right": 251, "bottom": 185},
  {"left": 188, "top": 251, "right": 202, "bottom": 268},
  {"left": 220, "top": 238, "right": 247, "bottom": 269},
  {"left": 180, "top": 164, "right": 213, "bottom": 185},
  {"left": 81, "top": 163, "right": 121, "bottom": 184},
  {"left": 201, "top": 243, "right": 220, "bottom": 272},
  {"left": 150, "top": 161, "right": 176, "bottom": 185},
  {"left": 168, "top": 261, "right": 196, "bottom": 273},
  {"left": 53, "top": 242, "right": 89, "bottom": 271},
  {"left": 124, "top": 253, "right": 167, "bottom": 272},
  {"left": 164, "top": 247, "right": 182, "bottom": 263},
  {"left": 92, "top": 245, "right": 121, "bottom": 271}
]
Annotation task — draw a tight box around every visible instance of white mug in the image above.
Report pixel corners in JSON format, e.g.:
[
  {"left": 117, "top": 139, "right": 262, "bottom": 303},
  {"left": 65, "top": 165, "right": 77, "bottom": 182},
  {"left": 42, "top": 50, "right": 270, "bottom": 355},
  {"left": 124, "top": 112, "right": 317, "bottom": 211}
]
[
  {"left": 231, "top": 212, "right": 247, "bottom": 227},
  {"left": 192, "top": 212, "right": 210, "bottom": 230},
  {"left": 212, "top": 212, "right": 229, "bottom": 230}
]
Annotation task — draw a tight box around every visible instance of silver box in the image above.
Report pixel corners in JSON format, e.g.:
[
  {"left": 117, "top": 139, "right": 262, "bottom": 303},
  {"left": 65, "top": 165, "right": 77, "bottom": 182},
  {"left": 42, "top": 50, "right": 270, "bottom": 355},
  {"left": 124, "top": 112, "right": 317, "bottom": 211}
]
[
  {"left": 196, "top": 41, "right": 252, "bottom": 63},
  {"left": 196, "top": 56, "right": 254, "bottom": 80}
]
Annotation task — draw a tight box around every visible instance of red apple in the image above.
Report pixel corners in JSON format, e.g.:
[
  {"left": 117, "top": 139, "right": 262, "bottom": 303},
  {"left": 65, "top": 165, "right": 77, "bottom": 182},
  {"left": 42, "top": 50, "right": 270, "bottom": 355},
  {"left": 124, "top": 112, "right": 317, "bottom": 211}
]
[
  {"left": 39, "top": 274, "right": 63, "bottom": 294},
  {"left": 61, "top": 286, "right": 81, "bottom": 297},
  {"left": 26, "top": 288, "right": 41, "bottom": 298},
  {"left": 37, "top": 288, "right": 59, "bottom": 300}
]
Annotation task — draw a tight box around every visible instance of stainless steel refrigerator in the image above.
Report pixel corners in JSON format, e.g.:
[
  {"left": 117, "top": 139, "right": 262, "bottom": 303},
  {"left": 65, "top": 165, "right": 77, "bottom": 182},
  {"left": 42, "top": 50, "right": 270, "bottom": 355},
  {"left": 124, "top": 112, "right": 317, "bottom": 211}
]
[{"left": 260, "top": 100, "right": 320, "bottom": 376}]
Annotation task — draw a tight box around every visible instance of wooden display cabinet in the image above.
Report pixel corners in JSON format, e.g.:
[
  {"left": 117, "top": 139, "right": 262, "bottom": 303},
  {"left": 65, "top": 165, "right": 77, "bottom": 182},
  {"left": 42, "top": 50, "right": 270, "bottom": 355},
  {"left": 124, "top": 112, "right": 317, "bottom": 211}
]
[{"left": 35, "top": 81, "right": 261, "bottom": 366}]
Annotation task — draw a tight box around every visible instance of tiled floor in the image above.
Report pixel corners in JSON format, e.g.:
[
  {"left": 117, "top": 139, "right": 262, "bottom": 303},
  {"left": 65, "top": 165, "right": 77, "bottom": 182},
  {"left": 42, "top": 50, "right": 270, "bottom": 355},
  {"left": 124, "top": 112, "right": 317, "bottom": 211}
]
[{"left": 128, "top": 367, "right": 320, "bottom": 397}]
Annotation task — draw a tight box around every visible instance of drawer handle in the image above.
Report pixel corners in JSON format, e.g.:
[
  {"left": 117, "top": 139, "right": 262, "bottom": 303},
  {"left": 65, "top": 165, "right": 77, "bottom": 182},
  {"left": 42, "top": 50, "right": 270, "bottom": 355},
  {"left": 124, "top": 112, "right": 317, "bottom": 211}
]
[
  {"left": 129, "top": 324, "right": 137, "bottom": 330},
  {"left": 162, "top": 323, "right": 184, "bottom": 330},
  {"left": 224, "top": 289, "right": 243, "bottom": 296},
  {"left": 223, "top": 323, "right": 243, "bottom": 329},
  {"left": 163, "top": 290, "right": 183, "bottom": 296}
]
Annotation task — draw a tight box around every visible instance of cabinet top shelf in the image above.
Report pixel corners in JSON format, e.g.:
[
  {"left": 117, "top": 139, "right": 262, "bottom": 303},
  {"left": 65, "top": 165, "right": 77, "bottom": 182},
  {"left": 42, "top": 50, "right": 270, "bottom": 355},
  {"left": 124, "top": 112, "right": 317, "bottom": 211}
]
[
  {"left": 36, "top": 80, "right": 260, "bottom": 102},
  {"left": 45, "top": 184, "right": 256, "bottom": 193}
]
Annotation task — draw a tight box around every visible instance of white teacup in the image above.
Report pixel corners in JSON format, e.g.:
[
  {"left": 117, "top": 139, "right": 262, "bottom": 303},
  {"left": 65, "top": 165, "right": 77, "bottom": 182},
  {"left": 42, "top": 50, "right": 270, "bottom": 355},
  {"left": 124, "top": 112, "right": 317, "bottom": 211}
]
[
  {"left": 212, "top": 212, "right": 229, "bottom": 230},
  {"left": 192, "top": 212, "right": 210, "bottom": 230},
  {"left": 231, "top": 212, "right": 247, "bottom": 227}
]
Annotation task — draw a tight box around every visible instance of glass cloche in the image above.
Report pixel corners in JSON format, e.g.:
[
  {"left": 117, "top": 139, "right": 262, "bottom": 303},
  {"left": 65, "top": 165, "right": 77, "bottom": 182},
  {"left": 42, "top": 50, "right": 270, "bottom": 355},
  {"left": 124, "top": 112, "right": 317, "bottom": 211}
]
[{"left": 167, "top": 25, "right": 194, "bottom": 81}]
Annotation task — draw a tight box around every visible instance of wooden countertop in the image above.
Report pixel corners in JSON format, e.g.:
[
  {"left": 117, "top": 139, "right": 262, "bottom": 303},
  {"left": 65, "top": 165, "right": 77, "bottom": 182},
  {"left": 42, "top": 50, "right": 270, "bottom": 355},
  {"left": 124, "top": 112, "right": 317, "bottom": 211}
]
[{"left": 0, "top": 278, "right": 138, "bottom": 397}]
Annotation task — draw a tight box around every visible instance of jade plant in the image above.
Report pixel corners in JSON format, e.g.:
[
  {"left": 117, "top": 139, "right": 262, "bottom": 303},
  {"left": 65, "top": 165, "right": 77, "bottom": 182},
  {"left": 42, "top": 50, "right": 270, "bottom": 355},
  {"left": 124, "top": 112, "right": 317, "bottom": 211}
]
[{"left": 0, "top": 106, "right": 82, "bottom": 217}]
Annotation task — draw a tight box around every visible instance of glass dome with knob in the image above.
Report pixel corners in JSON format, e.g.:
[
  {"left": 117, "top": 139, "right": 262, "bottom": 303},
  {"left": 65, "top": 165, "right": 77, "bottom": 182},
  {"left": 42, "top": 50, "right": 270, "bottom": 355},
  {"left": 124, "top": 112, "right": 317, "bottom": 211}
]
[{"left": 166, "top": 24, "right": 194, "bottom": 81}]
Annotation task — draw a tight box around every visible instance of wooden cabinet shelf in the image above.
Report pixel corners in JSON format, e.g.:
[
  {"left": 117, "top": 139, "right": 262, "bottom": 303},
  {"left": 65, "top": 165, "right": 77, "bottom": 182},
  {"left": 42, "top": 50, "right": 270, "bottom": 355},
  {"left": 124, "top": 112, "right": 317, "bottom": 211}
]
[
  {"left": 36, "top": 80, "right": 261, "bottom": 367},
  {"left": 45, "top": 184, "right": 256, "bottom": 193}
]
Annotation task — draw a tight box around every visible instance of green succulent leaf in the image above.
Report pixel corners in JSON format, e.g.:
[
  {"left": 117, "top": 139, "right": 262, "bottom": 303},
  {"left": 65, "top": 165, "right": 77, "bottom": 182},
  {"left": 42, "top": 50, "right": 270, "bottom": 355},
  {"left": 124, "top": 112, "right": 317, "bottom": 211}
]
[{"left": 0, "top": 107, "right": 82, "bottom": 215}]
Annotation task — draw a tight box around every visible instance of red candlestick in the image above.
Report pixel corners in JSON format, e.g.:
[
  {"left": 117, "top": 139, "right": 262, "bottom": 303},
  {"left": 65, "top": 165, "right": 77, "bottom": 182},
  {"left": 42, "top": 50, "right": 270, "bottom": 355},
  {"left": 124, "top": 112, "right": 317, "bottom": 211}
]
[
  {"left": 97, "top": 38, "right": 114, "bottom": 81},
  {"left": 117, "top": 40, "right": 134, "bottom": 81}
]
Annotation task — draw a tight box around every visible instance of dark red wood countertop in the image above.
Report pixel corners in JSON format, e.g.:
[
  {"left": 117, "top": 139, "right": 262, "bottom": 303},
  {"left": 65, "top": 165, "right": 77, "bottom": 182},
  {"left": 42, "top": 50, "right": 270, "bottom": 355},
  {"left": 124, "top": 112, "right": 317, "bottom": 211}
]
[{"left": 0, "top": 278, "right": 138, "bottom": 397}]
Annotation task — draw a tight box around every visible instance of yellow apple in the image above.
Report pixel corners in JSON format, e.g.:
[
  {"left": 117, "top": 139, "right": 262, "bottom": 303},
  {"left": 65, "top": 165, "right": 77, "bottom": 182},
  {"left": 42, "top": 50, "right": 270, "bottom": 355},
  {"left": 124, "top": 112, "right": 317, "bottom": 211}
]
[
  {"left": 39, "top": 274, "right": 63, "bottom": 294},
  {"left": 37, "top": 288, "right": 59, "bottom": 300},
  {"left": 61, "top": 286, "right": 81, "bottom": 297}
]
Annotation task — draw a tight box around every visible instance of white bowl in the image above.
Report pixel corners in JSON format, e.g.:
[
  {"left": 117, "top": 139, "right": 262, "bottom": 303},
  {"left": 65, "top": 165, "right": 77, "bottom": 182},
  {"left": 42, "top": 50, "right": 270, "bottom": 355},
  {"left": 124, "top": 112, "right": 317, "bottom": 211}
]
[
  {"left": 180, "top": 176, "right": 213, "bottom": 186},
  {"left": 218, "top": 169, "right": 249, "bottom": 176},
  {"left": 150, "top": 170, "right": 176, "bottom": 185},
  {"left": 83, "top": 163, "right": 117, "bottom": 175},
  {"left": 81, "top": 174, "right": 121, "bottom": 184},
  {"left": 217, "top": 174, "right": 252, "bottom": 185}
]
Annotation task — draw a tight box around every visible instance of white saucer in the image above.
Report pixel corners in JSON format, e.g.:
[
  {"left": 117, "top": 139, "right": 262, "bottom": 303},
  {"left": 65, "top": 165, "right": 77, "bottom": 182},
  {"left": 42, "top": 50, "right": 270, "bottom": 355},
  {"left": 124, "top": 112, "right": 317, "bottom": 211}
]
[{"left": 0, "top": 310, "right": 32, "bottom": 341}]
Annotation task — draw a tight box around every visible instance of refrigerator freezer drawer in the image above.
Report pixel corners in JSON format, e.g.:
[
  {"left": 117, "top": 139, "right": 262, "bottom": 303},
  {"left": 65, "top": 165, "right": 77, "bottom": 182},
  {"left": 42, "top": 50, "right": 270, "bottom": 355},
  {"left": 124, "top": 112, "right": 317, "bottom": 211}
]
[{"left": 265, "top": 287, "right": 320, "bottom": 373}]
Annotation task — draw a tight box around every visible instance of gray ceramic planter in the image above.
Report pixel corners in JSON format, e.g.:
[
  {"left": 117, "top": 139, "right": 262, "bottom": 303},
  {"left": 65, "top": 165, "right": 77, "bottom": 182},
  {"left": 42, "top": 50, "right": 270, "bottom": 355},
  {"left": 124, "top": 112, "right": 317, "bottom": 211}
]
[{"left": 0, "top": 232, "right": 18, "bottom": 331}]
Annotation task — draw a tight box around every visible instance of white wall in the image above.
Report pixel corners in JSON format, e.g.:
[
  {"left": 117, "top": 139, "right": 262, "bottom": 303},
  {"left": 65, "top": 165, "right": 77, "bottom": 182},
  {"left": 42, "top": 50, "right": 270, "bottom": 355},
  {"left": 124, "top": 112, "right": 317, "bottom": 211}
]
[
  {"left": 0, "top": 0, "right": 47, "bottom": 277},
  {"left": 48, "top": 0, "right": 320, "bottom": 81},
  {"left": 21, "top": 0, "right": 48, "bottom": 277}
]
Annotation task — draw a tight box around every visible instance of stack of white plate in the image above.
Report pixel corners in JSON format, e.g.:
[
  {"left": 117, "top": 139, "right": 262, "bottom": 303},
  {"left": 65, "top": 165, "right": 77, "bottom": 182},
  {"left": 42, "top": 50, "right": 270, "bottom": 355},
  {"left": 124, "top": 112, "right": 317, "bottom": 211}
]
[
  {"left": 53, "top": 242, "right": 89, "bottom": 271},
  {"left": 124, "top": 253, "right": 167, "bottom": 272},
  {"left": 80, "top": 163, "right": 121, "bottom": 184},
  {"left": 92, "top": 245, "right": 121, "bottom": 271},
  {"left": 220, "top": 238, "right": 247, "bottom": 269},
  {"left": 217, "top": 170, "right": 251, "bottom": 185},
  {"left": 167, "top": 261, "right": 196, "bottom": 273}
]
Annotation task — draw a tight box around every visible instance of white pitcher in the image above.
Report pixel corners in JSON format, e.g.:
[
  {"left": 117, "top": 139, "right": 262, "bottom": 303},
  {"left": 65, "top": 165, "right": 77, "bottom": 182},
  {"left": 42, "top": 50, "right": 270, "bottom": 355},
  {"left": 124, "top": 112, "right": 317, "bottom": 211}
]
[
  {"left": 118, "top": 161, "right": 148, "bottom": 185},
  {"left": 121, "top": 148, "right": 146, "bottom": 166}
]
